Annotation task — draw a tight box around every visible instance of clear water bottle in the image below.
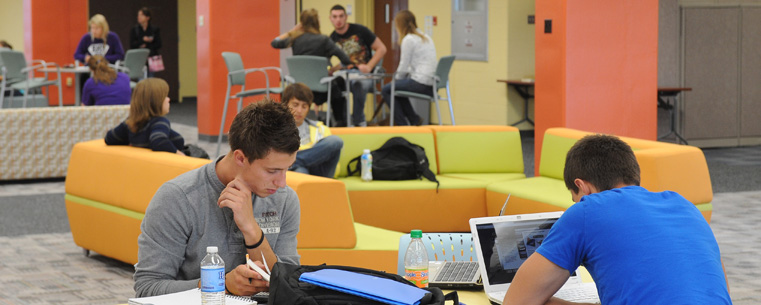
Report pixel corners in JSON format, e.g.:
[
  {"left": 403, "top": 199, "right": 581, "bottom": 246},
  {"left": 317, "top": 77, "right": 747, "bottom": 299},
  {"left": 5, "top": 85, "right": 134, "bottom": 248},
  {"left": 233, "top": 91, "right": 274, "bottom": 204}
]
[
  {"left": 404, "top": 230, "right": 429, "bottom": 288},
  {"left": 201, "top": 246, "right": 225, "bottom": 305},
  {"left": 361, "top": 149, "right": 373, "bottom": 182}
]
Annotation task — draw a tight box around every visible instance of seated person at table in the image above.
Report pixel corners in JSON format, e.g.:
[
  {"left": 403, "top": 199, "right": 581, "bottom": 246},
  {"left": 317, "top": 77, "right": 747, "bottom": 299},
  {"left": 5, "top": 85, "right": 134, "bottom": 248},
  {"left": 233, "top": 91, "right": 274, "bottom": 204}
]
[
  {"left": 284, "top": 83, "right": 343, "bottom": 178},
  {"left": 381, "top": 10, "right": 437, "bottom": 126},
  {"left": 502, "top": 134, "right": 732, "bottom": 305},
  {"left": 82, "top": 55, "right": 131, "bottom": 106},
  {"left": 133, "top": 100, "right": 301, "bottom": 297},
  {"left": 329, "top": 4, "right": 388, "bottom": 127},
  {"left": 74, "top": 14, "right": 124, "bottom": 64},
  {"left": 271, "top": 8, "right": 354, "bottom": 126},
  {"left": 104, "top": 78, "right": 185, "bottom": 155}
]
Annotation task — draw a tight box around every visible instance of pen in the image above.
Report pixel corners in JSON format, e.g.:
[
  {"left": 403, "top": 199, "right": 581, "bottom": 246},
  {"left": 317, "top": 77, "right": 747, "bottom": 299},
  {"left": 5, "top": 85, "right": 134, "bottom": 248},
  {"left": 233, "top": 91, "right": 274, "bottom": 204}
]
[{"left": 261, "top": 252, "right": 271, "bottom": 275}]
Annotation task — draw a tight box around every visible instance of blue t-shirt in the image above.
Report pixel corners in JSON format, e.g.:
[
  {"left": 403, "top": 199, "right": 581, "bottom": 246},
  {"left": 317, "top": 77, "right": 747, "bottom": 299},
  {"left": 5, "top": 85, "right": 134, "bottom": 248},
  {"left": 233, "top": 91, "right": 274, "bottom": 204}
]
[{"left": 536, "top": 186, "right": 731, "bottom": 305}]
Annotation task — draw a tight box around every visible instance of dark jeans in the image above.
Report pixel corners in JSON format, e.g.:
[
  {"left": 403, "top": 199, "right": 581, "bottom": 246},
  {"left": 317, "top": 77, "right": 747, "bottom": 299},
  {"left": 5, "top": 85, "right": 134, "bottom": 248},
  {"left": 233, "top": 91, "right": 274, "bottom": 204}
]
[
  {"left": 381, "top": 78, "right": 433, "bottom": 126},
  {"left": 290, "top": 135, "right": 343, "bottom": 178}
]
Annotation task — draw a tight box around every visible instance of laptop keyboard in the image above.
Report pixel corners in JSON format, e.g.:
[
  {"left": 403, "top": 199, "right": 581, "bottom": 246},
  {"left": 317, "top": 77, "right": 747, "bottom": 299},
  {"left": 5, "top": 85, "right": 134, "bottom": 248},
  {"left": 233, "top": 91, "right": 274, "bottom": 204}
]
[
  {"left": 434, "top": 261, "right": 479, "bottom": 282},
  {"left": 553, "top": 283, "right": 600, "bottom": 303}
]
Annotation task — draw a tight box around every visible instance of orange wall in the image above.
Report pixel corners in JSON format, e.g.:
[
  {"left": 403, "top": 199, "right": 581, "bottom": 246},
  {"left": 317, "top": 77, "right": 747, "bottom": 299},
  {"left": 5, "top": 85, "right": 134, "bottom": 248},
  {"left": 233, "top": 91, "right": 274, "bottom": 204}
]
[
  {"left": 534, "top": 0, "right": 658, "bottom": 173},
  {"left": 24, "top": 0, "right": 88, "bottom": 106},
  {"left": 196, "top": 0, "right": 281, "bottom": 137}
]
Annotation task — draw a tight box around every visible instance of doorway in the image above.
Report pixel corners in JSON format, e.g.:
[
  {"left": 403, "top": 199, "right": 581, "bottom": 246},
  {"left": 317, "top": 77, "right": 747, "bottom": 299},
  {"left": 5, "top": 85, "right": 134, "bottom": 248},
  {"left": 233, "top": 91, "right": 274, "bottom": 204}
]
[
  {"left": 374, "top": 0, "right": 408, "bottom": 74},
  {"left": 88, "top": 0, "right": 180, "bottom": 101}
]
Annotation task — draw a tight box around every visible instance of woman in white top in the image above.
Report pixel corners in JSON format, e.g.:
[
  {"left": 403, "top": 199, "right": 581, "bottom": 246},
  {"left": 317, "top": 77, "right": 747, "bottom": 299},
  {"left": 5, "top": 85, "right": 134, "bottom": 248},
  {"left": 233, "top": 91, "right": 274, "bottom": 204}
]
[{"left": 381, "top": 10, "right": 437, "bottom": 125}]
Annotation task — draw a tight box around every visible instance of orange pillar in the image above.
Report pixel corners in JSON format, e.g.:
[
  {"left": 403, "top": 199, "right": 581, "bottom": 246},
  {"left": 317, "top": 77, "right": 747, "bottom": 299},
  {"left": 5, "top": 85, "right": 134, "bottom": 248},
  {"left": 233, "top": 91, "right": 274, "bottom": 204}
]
[
  {"left": 24, "top": 0, "right": 87, "bottom": 106},
  {"left": 196, "top": 0, "right": 282, "bottom": 140},
  {"left": 534, "top": 0, "right": 658, "bottom": 173}
]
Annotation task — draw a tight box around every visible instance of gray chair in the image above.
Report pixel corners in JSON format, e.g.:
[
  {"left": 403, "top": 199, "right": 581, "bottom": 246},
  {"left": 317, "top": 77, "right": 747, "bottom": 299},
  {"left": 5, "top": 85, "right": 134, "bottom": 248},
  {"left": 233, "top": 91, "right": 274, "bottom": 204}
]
[
  {"left": 215, "top": 51, "right": 285, "bottom": 157},
  {"left": 115, "top": 48, "right": 149, "bottom": 88},
  {"left": 0, "top": 49, "right": 62, "bottom": 108},
  {"left": 390, "top": 55, "right": 456, "bottom": 126},
  {"left": 285, "top": 55, "right": 342, "bottom": 127}
]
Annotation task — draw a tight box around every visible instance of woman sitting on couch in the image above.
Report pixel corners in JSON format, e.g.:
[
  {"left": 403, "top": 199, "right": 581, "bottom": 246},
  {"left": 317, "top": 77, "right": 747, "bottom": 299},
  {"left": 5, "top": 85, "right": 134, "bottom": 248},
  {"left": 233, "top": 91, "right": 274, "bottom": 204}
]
[{"left": 104, "top": 78, "right": 185, "bottom": 155}]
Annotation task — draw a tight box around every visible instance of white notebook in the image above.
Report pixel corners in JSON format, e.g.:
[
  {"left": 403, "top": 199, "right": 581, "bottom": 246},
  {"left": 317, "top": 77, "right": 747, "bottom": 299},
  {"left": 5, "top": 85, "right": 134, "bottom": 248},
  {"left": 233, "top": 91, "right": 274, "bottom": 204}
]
[{"left": 128, "top": 288, "right": 257, "bottom": 305}]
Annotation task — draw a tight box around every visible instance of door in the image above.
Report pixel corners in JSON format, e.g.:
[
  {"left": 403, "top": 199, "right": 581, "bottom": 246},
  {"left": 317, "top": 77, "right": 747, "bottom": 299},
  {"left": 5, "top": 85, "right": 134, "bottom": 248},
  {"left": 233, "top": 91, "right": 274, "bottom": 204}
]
[
  {"left": 374, "top": 0, "right": 408, "bottom": 74},
  {"left": 89, "top": 0, "right": 180, "bottom": 101}
]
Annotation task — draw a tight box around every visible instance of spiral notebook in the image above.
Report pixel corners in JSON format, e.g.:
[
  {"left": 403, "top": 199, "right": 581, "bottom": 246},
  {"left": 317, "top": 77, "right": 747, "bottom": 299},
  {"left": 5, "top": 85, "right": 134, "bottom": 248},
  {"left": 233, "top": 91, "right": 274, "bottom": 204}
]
[{"left": 128, "top": 288, "right": 257, "bottom": 305}]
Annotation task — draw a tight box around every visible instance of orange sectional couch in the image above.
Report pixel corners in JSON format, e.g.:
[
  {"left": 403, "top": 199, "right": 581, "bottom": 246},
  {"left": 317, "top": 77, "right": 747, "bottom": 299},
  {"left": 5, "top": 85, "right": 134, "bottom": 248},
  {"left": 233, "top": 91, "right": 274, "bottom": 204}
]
[
  {"left": 64, "top": 140, "right": 403, "bottom": 273},
  {"left": 486, "top": 128, "right": 714, "bottom": 222}
]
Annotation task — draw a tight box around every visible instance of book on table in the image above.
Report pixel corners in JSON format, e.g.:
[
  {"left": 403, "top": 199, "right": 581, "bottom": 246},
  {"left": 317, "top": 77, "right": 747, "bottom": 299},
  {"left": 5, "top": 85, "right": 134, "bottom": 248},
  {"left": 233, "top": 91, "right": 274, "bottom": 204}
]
[{"left": 128, "top": 288, "right": 257, "bottom": 305}]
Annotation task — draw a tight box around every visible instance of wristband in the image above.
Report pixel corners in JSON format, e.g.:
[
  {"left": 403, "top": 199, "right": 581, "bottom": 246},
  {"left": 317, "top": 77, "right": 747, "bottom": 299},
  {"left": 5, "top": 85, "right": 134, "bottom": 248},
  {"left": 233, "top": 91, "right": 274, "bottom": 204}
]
[{"left": 245, "top": 229, "right": 265, "bottom": 249}]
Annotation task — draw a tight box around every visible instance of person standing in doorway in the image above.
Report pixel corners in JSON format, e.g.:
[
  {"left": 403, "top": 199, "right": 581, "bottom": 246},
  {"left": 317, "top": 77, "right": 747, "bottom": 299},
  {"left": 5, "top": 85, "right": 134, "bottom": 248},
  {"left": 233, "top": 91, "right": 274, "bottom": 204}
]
[
  {"left": 130, "top": 7, "right": 162, "bottom": 77},
  {"left": 328, "top": 4, "right": 387, "bottom": 127}
]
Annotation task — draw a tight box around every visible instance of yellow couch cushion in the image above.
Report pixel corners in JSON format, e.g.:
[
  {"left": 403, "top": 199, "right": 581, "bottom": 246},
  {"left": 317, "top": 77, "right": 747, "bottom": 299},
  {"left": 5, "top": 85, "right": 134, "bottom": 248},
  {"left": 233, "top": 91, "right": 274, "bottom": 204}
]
[{"left": 428, "top": 125, "right": 524, "bottom": 175}]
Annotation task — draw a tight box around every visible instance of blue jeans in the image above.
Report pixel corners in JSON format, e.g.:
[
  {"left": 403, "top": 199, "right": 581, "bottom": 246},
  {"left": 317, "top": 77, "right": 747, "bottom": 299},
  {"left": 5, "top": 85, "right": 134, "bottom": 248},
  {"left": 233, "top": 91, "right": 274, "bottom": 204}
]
[
  {"left": 291, "top": 135, "right": 343, "bottom": 178},
  {"left": 381, "top": 78, "right": 433, "bottom": 125},
  {"left": 350, "top": 79, "right": 374, "bottom": 125}
]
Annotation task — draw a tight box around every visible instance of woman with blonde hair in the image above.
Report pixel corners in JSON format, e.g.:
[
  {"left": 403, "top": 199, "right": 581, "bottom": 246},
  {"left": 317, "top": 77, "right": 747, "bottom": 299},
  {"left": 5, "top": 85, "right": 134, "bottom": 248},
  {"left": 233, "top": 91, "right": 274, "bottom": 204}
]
[
  {"left": 380, "top": 10, "right": 438, "bottom": 125},
  {"left": 271, "top": 9, "right": 354, "bottom": 125},
  {"left": 81, "top": 55, "right": 131, "bottom": 106},
  {"left": 74, "top": 14, "right": 124, "bottom": 64},
  {"left": 105, "top": 78, "right": 185, "bottom": 155}
]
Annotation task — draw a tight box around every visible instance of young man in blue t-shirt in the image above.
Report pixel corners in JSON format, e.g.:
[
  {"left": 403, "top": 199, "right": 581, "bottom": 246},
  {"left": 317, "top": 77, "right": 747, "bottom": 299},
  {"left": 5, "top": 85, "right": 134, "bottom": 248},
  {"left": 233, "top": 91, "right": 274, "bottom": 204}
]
[{"left": 503, "top": 135, "right": 732, "bottom": 305}]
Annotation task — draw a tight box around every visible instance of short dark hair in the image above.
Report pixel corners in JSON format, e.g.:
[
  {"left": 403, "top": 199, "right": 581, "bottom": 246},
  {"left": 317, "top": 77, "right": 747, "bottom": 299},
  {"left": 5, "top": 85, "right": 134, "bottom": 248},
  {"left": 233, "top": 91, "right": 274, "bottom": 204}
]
[
  {"left": 330, "top": 4, "right": 346, "bottom": 12},
  {"left": 139, "top": 7, "right": 152, "bottom": 19},
  {"left": 282, "top": 83, "right": 314, "bottom": 106},
  {"left": 228, "top": 99, "right": 300, "bottom": 162},
  {"left": 563, "top": 134, "right": 640, "bottom": 193},
  {"left": 0, "top": 40, "right": 12, "bottom": 50}
]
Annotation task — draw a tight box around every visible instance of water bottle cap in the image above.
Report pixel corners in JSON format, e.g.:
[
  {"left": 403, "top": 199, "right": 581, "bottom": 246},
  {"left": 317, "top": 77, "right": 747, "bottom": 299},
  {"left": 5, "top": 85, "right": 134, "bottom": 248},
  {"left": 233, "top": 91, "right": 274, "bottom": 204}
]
[
  {"left": 410, "top": 230, "right": 422, "bottom": 238},
  {"left": 363, "top": 149, "right": 371, "bottom": 154},
  {"left": 206, "top": 246, "right": 218, "bottom": 253}
]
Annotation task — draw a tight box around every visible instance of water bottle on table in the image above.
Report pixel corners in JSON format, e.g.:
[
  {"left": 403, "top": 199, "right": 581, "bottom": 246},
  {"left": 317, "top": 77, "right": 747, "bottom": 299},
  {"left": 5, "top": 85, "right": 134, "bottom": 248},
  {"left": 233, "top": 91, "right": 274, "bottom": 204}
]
[
  {"left": 404, "top": 229, "right": 429, "bottom": 288},
  {"left": 201, "top": 246, "right": 225, "bottom": 305},
  {"left": 361, "top": 149, "right": 373, "bottom": 182}
]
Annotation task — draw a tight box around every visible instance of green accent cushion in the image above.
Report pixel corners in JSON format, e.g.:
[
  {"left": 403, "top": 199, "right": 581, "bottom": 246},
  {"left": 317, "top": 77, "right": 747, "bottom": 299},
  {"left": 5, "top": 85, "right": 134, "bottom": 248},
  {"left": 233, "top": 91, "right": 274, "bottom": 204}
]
[
  {"left": 340, "top": 176, "right": 488, "bottom": 191},
  {"left": 695, "top": 203, "right": 713, "bottom": 211},
  {"left": 353, "top": 223, "right": 405, "bottom": 251},
  {"left": 436, "top": 131, "right": 524, "bottom": 174},
  {"left": 65, "top": 193, "right": 145, "bottom": 220},
  {"left": 335, "top": 132, "right": 438, "bottom": 178},
  {"left": 539, "top": 133, "right": 579, "bottom": 179},
  {"left": 487, "top": 177, "right": 574, "bottom": 209},
  {"left": 441, "top": 173, "right": 526, "bottom": 184}
]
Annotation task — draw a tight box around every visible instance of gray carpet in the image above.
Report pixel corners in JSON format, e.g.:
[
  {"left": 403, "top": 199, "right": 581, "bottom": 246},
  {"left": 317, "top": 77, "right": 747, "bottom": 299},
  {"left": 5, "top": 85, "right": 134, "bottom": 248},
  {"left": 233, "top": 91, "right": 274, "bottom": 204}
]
[{"left": 0, "top": 194, "right": 69, "bottom": 237}]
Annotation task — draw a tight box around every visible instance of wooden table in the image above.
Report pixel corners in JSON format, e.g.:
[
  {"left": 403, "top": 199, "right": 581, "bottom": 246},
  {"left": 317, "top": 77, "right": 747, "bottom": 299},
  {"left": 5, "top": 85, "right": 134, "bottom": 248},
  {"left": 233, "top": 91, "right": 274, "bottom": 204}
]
[
  {"left": 498, "top": 79, "right": 534, "bottom": 127},
  {"left": 657, "top": 87, "right": 692, "bottom": 144}
]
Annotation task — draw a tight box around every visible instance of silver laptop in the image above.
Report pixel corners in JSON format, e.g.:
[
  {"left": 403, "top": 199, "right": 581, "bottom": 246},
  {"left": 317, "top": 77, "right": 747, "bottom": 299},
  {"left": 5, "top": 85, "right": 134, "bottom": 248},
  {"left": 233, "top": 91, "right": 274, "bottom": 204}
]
[
  {"left": 428, "top": 260, "right": 481, "bottom": 289},
  {"left": 469, "top": 212, "right": 600, "bottom": 304}
]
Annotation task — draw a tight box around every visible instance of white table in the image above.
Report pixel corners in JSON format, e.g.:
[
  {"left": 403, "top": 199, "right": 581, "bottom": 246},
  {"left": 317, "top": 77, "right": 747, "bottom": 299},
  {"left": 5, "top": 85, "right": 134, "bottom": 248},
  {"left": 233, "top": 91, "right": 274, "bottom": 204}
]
[
  {"left": 333, "top": 70, "right": 390, "bottom": 127},
  {"left": 41, "top": 65, "right": 90, "bottom": 106}
]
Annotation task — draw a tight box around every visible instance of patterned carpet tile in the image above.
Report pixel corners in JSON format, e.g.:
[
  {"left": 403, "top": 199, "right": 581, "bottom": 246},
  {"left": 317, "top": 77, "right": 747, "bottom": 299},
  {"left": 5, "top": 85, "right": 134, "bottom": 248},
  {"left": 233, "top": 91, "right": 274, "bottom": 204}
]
[{"left": 0, "top": 233, "right": 134, "bottom": 304}]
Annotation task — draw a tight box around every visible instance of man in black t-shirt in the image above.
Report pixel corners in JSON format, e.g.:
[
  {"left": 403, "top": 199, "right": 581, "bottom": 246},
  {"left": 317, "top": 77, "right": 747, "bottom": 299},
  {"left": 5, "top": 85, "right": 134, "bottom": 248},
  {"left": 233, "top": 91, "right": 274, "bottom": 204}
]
[{"left": 329, "top": 4, "right": 387, "bottom": 127}]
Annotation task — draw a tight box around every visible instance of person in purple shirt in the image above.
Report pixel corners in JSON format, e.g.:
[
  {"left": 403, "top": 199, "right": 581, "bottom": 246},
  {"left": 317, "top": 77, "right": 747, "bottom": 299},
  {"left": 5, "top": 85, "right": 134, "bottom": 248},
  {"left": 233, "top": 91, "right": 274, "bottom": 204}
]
[
  {"left": 73, "top": 14, "right": 124, "bottom": 64},
  {"left": 81, "top": 55, "right": 131, "bottom": 106}
]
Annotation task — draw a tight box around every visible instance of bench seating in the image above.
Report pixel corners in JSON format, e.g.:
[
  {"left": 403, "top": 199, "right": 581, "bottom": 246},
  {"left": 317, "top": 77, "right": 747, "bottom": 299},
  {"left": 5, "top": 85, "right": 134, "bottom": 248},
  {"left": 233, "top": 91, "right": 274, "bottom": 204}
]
[{"left": 64, "top": 140, "right": 403, "bottom": 272}]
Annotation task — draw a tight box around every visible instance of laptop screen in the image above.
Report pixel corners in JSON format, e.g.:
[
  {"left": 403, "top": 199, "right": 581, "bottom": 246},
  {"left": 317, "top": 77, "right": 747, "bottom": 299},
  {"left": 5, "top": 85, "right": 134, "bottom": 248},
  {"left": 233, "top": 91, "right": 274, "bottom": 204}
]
[{"left": 475, "top": 217, "right": 558, "bottom": 285}]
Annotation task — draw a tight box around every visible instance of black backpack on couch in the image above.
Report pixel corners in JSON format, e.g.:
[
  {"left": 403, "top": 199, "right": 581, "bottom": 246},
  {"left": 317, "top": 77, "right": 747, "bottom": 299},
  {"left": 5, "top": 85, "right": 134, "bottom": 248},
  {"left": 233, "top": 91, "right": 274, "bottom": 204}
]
[{"left": 347, "top": 137, "right": 439, "bottom": 188}]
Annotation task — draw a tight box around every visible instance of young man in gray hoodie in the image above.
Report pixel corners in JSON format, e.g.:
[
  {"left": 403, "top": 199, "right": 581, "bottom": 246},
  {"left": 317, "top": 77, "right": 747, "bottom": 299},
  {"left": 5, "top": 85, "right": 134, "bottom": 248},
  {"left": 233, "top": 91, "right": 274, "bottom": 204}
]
[{"left": 134, "top": 100, "right": 301, "bottom": 297}]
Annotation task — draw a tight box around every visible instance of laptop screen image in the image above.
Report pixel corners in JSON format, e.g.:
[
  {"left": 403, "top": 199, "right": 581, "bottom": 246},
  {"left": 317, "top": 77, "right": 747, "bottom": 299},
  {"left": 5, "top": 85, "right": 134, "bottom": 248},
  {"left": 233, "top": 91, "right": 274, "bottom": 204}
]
[{"left": 474, "top": 217, "right": 558, "bottom": 286}]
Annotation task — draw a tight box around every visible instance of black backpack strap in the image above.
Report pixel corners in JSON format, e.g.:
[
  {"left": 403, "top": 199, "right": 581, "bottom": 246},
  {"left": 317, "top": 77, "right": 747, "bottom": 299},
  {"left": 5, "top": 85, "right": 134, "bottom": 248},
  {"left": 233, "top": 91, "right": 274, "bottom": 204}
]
[
  {"left": 409, "top": 143, "right": 440, "bottom": 191},
  {"left": 346, "top": 155, "right": 362, "bottom": 176},
  {"left": 443, "top": 291, "right": 459, "bottom": 304}
]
